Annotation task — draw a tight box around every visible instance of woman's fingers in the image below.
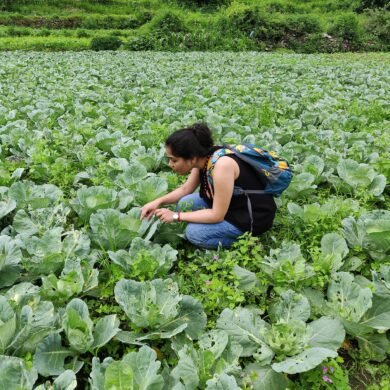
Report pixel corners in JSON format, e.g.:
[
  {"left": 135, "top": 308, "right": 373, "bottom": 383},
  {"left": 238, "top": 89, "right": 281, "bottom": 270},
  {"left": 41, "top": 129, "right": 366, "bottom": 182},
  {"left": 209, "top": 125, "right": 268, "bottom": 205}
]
[
  {"left": 155, "top": 208, "right": 172, "bottom": 223},
  {"left": 140, "top": 206, "right": 155, "bottom": 220}
]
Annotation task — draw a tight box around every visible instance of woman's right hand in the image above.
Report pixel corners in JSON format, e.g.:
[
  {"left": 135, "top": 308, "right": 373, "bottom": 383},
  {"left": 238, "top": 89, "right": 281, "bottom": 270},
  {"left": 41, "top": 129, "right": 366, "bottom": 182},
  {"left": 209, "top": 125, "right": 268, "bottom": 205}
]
[{"left": 140, "top": 199, "right": 161, "bottom": 220}]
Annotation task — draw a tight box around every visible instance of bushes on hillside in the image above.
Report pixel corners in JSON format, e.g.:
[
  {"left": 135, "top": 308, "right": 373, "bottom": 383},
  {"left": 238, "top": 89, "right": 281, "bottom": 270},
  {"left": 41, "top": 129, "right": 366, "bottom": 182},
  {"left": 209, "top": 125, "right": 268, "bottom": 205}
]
[
  {"left": 1, "top": 1, "right": 388, "bottom": 52},
  {"left": 267, "top": 1, "right": 303, "bottom": 14},
  {"left": 328, "top": 13, "right": 362, "bottom": 42},
  {"left": 221, "top": 4, "right": 321, "bottom": 43},
  {"left": 224, "top": 3, "right": 263, "bottom": 33},
  {"left": 284, "top": 15, "right": 321, "bottom": 36},
  {"left": 356, "top": 0, "right": 388, "bottom": 12},
  {"left": 364, "top": 9, "right": 390, "bottom": 44},
  {"left": 148, "top": 10, "right": 188, "bottom": 34},
  {"left": 90, "top": 35, "right": 122, "bottom": 50},
  {"left": 125, "top": 30, "right": 255, "bottom": 51},
  {"left": 177, "top": 0, "right": 231, "bottom": 9}
]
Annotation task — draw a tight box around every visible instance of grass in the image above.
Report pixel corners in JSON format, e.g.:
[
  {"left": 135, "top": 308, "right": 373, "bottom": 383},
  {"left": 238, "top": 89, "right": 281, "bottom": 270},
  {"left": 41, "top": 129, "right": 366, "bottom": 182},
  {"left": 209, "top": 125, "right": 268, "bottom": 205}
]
[
  {"left": 1, "top": 0, "right": 161, "bottom": 16},
  {"left": 0, "top": 36, "right": 90, "bottom": 50}
]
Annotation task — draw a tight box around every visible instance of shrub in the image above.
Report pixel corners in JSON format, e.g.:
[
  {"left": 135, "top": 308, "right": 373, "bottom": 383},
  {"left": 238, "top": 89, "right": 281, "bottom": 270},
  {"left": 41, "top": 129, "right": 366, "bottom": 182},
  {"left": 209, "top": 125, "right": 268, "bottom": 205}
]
[
  {"left": 76, "top": 29, "right": 90, "bottom": 38},
  {"left": 110, "top": 30, "right": 131, "bottom": 38},
  {"left": 0, "top": 0, "right": 13, "bottom": 12},
  {"left": 149, "top": 10, "right": 188, "bottom": 33},
  {"left": 295, "top": 33, "right": 347, "bottom": 53},
  {"left": 284, "top": 15, "right": 322, "bottom": 36},
  {"left": 62, "top": 29, "right": 72, "bottom": 37},
  {"left": 177, "top": 0, "right": 230, "bottom": 8},
  {"left": 32, "top": 28, "right": 51, "bottom": 37},
  {"left": 225, "top": 3, "right": 263, "bottom": 33},
  {"left": 267, "top": 1, "right": 303, "bottom": 14},
  {"left": 6, "top": 26, "right": 30, "bottom": 37},
  {"left": 90, "top": 35, "right": 122, "bottom": 51},
  {"left": 356, "top": 0, "right": 388, "bottom": 12},
  {"left": 125, "top": 34, "right": 154, "bottom": 50},
  {"left": 328, "top": 14, "right": 362, "bottom": 41},
  {"left": 364, "top": 9, "right": 390, "bottom": 43}
]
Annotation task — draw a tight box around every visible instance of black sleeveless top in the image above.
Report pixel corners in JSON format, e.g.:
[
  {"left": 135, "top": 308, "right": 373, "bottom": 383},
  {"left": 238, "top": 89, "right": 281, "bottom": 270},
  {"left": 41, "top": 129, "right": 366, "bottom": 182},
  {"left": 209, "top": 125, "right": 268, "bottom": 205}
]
[
  {"left": 199, "top": 154, "right": 277, "bottom": 235},
  {"left": 200, "top": 154, "right": 276, "bottom": 235}
]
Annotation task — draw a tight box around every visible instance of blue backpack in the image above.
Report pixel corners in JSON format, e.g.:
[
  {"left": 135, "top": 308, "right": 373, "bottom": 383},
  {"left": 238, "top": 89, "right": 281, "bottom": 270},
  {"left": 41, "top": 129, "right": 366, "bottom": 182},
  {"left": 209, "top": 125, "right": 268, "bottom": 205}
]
[{"left": 206, "top": 144, "right": 293, "bottom": 230}]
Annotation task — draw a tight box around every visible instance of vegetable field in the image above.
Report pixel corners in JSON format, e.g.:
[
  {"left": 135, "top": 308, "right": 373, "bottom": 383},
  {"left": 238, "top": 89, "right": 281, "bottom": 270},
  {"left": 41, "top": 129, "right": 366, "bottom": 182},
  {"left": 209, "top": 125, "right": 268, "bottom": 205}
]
[{"left": 0, "top": 52, "right": 389, "bottom": 389}]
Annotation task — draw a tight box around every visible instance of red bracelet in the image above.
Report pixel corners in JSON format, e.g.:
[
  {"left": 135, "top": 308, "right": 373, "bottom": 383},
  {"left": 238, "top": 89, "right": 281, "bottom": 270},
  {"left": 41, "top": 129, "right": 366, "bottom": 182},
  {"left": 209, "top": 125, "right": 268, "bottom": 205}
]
[{"left": 178, "top": 212, "right": 181, "bottom": 222}]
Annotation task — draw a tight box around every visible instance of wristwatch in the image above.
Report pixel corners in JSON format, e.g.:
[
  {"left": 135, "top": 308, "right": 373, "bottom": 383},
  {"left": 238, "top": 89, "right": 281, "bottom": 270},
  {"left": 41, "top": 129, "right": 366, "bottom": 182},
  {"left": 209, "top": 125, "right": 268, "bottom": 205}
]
[{"left": 172, "top": 212, "right": 179, "bottom": 222}]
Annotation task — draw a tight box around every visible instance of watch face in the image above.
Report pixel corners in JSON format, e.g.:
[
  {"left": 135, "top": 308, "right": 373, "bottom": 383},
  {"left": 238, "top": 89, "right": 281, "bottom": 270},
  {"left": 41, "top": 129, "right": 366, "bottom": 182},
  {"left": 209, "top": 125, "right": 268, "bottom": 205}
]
[{"left": 173, "top": 213, "right": 179, "bottom": 221}]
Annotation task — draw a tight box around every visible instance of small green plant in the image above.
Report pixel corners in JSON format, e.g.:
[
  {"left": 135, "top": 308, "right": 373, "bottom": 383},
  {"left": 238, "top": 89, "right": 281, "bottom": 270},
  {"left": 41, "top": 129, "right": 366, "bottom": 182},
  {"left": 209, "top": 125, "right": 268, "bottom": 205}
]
[
  {"left": 174, "top": 248, "right": 246, "bottom": 321},
  {"left": 298, "top": 358, "right": 351, "bottom": 389}
]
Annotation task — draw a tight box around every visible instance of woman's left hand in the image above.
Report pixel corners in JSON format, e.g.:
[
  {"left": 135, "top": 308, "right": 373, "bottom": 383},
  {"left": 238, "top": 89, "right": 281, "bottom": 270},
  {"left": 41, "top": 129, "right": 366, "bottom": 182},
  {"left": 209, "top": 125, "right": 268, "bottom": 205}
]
[{"left": 154, "top": 208, "right": 175, "bottom": 223}]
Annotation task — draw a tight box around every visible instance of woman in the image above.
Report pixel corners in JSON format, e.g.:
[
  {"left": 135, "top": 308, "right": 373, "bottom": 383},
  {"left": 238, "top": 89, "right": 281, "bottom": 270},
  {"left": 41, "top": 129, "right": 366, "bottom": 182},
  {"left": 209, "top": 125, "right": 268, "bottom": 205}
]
[{"left": 140, "top": 123, "right": 276, "bottom": 249}]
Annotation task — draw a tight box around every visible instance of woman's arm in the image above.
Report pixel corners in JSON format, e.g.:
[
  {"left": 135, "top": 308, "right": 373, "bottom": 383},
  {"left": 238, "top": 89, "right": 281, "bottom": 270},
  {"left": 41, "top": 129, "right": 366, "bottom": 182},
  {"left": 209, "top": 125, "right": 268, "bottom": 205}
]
[
  {"left": 140, "top": 168, "right": 200, "bottom": 219},
  {"left": 159, "top": 168, "right": 200, "bottom": 205},
  {"left": 155, "top": 157, "right": 239, "bottom": 223}
]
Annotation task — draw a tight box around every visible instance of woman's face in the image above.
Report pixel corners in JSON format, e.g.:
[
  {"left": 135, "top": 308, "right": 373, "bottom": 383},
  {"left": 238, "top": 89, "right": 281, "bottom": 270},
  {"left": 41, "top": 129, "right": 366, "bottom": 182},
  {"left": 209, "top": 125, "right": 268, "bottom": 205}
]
[{"left": 165, "top": 146, "right": 193, "bottom": 175}]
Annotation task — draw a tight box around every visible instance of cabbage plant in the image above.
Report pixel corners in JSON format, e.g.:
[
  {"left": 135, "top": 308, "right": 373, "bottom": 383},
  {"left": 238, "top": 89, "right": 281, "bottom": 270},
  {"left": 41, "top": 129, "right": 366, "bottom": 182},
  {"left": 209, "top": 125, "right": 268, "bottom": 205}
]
[
  {"left": 108, "top": 237, "right": 177, "bottom": 280},
  {"left": 337, "top": 159, "right": 386, "bottom": 196},
  {"left": 342, "top": 210, "right": 390, "bottom": 260},
  {"left": 114, "top": 278, "right": 206, "bottom": 343},
  {"left": 71, "top": 186, "right": 133, "bottom": 223},
  {"left": 216, "top": 292, "right": 345, "bottom": 375},
  {"left": 89, "top": 346, "right": 164, "bottom": 390},
  {"left": 62, "top": 298, "right": 120, "bottom": 354},
  {"left": 305, "top": 272, "right": 390, "bottom": 362},
  {"left": 89, "top": 208, "right": 158, "bottom": 251}
]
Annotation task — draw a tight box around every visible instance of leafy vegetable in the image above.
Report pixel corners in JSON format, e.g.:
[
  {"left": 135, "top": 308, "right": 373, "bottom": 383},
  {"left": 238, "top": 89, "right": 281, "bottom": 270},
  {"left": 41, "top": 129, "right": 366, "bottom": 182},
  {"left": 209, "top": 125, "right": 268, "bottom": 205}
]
[
  {"left": 108, "top": 237, "right": 177, "bottom": 280},
  {"left": 62, "top": 298, "right": 120, "bottom": 353},
  {"left": 89, "top": 208, "right": 157, "bottom": 251},
  {"left": 115, "top": 279, "right": 206, "bottom": 342},
  {"left": 0, "top": 355, "right": 38, "bottom": 389}
]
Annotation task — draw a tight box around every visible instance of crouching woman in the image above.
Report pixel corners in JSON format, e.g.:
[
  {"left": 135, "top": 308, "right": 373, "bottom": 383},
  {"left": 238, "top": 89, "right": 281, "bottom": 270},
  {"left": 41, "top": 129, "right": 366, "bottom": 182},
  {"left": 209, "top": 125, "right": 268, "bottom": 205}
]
[{"left": 140, "top": 123, "right": 276, "bottom": 249}]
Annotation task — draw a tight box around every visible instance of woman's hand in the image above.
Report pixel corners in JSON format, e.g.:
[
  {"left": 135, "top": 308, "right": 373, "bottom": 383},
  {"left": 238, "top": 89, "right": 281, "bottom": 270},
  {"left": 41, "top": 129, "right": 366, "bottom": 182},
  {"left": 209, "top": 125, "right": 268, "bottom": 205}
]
[
  {"left": 154, "top": 208, "right": 175, "bottom": 223},
  {"left": 140, "top": 200, "right": 161, "bottom": 220}
]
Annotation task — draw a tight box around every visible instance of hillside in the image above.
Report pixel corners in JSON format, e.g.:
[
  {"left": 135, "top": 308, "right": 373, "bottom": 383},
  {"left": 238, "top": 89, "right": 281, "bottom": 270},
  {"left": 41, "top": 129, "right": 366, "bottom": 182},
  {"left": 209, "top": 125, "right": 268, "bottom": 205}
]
[{"left": 0, "top": 1, "right": 388, "bottom": 52}]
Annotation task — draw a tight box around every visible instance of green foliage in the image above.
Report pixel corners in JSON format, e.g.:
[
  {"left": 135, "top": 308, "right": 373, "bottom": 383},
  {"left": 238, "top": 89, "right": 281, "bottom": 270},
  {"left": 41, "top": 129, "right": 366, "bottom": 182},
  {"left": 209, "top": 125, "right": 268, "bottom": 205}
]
[
  {"left": 0, "top": 355, "right": 38, "bottom": 389},
  {"left": 177, "top": 0, "right": 231, "bottom": 9},
  {"left": 90, "top": 35, "right": 122, "bottom": 50},
  {"left": 224, "top": 3, "right": 265, "bottom": 33},
  {"left": 0, "top": 51, "right": 388, "bottom": 388},
  {"left": 298, "top": 357, "right": 351, "bottom": 389},
  {"left": 108, "top": 237, "right": 178, "bottom": 280},
  {"left": 174, "top": 248, "right": 249, "bottom": 320},
  {"left": 90, "top": 346, "right": 164, "bottom": 389},
  {"left": 148, "top": 9, "right": 188, "bottom": 34},
  {"left": 283, "top": 14, "right": 322, "bottom": 35},
  {"left": 329, "top": 13, "right": 362, "bottom": 41},
  {"left": 364, "top": 9, "right": 390, "bottom": 44},
  {"left": 114, "top": 278, "right": 207, "bottom": 342},
  {"left": 0, "top": 1, "right": 386, "bottom": 52},
  {"left": 356, "top": 0, "right": 388, "bottom": 12}
]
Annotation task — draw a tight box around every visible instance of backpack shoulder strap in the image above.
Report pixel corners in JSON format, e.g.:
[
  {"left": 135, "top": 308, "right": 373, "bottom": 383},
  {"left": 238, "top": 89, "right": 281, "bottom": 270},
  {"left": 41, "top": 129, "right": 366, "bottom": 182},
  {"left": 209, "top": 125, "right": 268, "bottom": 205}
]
[{"left": 222, "top": 144, "right": 268, "bottom": 186}]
